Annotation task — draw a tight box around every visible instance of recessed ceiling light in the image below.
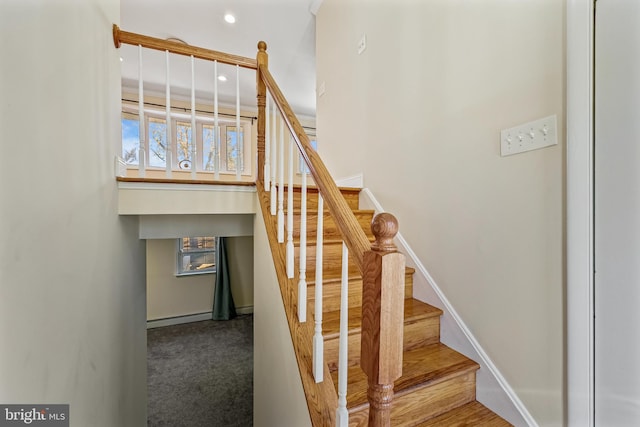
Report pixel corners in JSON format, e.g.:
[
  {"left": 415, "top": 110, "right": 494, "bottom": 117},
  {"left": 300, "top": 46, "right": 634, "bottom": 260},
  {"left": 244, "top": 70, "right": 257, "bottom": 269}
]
[
  {"left": 224, "top": 14, "right": 236, "bottom": 24},
  {"left": 119, "top": 57, "right": 124, "bottom": 62},
  {"left": 218, "top": 75, "right": 227, "bottom": 82}
]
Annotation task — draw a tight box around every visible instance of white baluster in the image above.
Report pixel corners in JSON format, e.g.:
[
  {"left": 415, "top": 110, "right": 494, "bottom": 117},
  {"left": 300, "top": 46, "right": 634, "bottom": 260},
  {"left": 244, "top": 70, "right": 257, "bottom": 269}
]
[
  {"left": 213, "top": 60, "right": 220, "bottom": 180},
  {"left": 286, "top": 134, "right": 295, "bottom": 278},
  {"left": 236, "top": 65, "right": 242, "bottom": 181},
  {"left": 165, "top": 50, "right": 172, "bottom": 178},
  {"left": 190, "top": 55, "right": 197, "bottom": 179},
  {"left": 264, "top": 94, "right": 270, "bottom": 190},
  {"left": 297, "top": 161, "right": 307, "bottom": 323},
  {"left": 313, "top": 194, "right": 324, "bottom": 383},
  {"left": 336, "top": 242, "right": 349, "bottom": 427},
  {"left": 277, "top": 115, "right": 285, "bottom": 242},
  {"left": 137, "top": 45, "right": 146, "bottom": 177},
  {"left": 270, "top": 99, "right": 277, "bottom": 216}
]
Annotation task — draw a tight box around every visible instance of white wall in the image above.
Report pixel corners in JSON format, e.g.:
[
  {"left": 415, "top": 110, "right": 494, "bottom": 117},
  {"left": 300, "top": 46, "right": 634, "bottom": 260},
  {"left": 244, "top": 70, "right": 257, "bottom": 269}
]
[
  {"left": 316, "top": 1, "right": 565, "bottom": 425},
  {"left": 253, "top": 204, "right": 311, "bottom": 427},
  {"left": 595, "top": 1, "right": 640, "bottom": 425},
  {"left": 146, "top": 236, "right": 254, "bottom": 320},
  {"left": 0, "top": 0, "right": 147, "bottom": 425}
]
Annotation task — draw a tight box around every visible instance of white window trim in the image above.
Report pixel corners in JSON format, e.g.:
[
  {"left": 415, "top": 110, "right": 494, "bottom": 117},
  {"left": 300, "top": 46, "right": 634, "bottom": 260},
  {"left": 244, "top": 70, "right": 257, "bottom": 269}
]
[{"left": 176, "top": 237, "right": 217, "bottom": 277}]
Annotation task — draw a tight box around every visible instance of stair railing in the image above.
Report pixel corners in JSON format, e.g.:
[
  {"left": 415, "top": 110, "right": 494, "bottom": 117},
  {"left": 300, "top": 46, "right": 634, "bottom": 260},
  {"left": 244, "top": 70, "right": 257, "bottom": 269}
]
[
  {"left": 256, "top": 44, "right": 406, "bottom": 426},
  {"left": 113, "top": 26, "right": 406, "bottom": 426},
  {"left": 113, "top": 25, "right": 257, "bottom": 182}
]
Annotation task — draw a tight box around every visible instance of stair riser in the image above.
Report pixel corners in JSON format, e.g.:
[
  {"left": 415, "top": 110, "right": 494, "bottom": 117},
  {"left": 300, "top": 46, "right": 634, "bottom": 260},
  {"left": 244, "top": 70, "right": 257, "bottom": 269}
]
[
  {"left": 348, "top": 371, "right": 477, "bottom": 427},
  {"left": 291, "top": 211, "right": 374, "bottom": 241},
  {"left": 324, "top": 316, "right": 441, "bottom": 371},
  {"left": 295, "top": 242, "right": 361, "bottom": 279},
  {"left": 270, "top": 187, "right": 360, "bottom": 211},
  {"left": 307, "top": 273, "right": 414, "bottom": 314}
]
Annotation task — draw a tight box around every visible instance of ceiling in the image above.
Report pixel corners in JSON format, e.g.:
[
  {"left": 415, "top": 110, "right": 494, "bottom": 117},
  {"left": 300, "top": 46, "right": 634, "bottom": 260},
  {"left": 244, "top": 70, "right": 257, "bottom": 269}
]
[{"left": 120, "top": 0, "right": 318, "bottom": 118}]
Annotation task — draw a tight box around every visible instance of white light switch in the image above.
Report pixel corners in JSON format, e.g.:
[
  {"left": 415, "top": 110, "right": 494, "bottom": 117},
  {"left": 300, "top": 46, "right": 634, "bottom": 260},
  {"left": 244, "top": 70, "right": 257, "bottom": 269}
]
[{"left": 500, "top": 115, "right": 557, "bottom": 156}]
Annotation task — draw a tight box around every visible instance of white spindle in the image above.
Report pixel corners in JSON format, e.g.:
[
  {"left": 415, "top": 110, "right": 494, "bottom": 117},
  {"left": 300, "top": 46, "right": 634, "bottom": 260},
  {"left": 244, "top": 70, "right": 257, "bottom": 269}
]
[
  {"left": 312, "top": 194, "right": 324, "bottom": 383},
  {"left": 286, "top": 135, "right": 295, "bottom": 278},
  {"left": 264, "top": 94, "right": 270, "bottom": 190},
  {"left": 297, "top": 162, "right": 308, "bottom": 322},
  {"left": 213, "top": 60, "right": 220, "bottom": 180},
  {"left": 137, "top": 45, "right": 146, "bottom": 177},
  {"left": 336, "top": 242, "right": 349, "bottom": 427},
  {"left": 270, "top": 99, "right": 277, "bottom": 216},
  {"left": 236, "top": 65, "right": 241, "bottom": 181},
  {"left": 277, "top": 115, "right": 285, "bottom": 242},
  {"left": 190, "top": 55, "right": 197, "bottom": 179},
  {"left": 165, "top": 50, "right": 172, "bottom": 178}
]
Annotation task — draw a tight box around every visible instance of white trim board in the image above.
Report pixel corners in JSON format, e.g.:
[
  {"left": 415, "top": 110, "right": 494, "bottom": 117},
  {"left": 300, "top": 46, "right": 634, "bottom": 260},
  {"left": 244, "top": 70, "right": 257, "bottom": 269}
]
[
  {"left": 566, "top": 0, "right": 595, "bottom": 426},
  {"left": 359, "top": 188, "right": 535, "bottom": 427},
  {"left": 146, "top": 306, "right": 254, "bottom": 329}
]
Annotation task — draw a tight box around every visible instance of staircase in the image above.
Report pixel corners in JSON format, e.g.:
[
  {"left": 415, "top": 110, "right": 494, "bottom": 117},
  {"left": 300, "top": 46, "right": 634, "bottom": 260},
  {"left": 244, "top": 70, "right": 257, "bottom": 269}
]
[
  {"left": 258, "top": 184, "right": 512, "bottom": 426},
  {"left": 112, "top": 24, "right": 515, "bottom": 427}
]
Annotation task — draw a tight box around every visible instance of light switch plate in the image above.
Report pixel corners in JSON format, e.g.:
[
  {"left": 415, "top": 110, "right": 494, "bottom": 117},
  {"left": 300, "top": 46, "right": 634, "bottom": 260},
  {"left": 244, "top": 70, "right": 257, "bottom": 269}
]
[{"left": 500, "top": 115, "right": 557, "bottom": 156}]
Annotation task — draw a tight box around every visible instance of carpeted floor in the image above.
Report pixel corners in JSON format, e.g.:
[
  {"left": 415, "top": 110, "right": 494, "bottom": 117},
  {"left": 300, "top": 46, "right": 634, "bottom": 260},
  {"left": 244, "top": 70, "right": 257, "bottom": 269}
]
[{"left": 147, "top": 315, "right": 253, "bottom": 427}]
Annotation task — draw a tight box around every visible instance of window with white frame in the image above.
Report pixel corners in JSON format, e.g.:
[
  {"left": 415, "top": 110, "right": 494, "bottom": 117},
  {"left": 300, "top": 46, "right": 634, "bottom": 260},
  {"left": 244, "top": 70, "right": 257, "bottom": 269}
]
[
  {"left": 121, "top": 107, "right": 252, "bottom": 175},
  {"left": 176, "top": 237, "right": 216, "bottom": 276}
]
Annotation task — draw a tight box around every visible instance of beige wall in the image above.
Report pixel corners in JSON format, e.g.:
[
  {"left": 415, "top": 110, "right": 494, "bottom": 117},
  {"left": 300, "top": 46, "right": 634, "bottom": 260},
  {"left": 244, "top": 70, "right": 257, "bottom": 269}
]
[
  {"left": 317, "top": 1, "right": 565, "bottom": 426},
  {"left": 253, "top": 204, "right": 312, "bottom": 427},
  {"left": 0, "top": 0, "right": 147, "bottom": 425},
  {"left": 147, "top": 236, "right": 254, "bottom": 320}
]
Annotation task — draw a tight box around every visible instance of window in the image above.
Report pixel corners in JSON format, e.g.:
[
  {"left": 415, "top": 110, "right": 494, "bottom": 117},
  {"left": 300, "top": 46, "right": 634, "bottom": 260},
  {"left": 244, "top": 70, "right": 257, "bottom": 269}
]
[
  {"left": 177, "top": 237, "right": 216, "bottom": 276},
  {"left": 121, "top": 106, "right": 251, "bottom": 175},
  {"left": 299, "top": 135, "right": 317, "bottom": 174}
]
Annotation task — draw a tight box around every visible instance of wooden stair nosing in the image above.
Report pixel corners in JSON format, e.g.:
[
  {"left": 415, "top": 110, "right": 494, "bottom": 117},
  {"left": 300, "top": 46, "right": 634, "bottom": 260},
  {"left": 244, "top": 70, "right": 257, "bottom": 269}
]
[
  {"left": 322, "top": 298, "right": 443, "bottom": 340},
  {"left": 331, "top": 343, "right": 480, "bottom": 410},
  {"left": 413, "top": 400, "right": 514, "bottom": 427},
  {"left": 303, "top": 265, "right": 416, "bottom": 284}
]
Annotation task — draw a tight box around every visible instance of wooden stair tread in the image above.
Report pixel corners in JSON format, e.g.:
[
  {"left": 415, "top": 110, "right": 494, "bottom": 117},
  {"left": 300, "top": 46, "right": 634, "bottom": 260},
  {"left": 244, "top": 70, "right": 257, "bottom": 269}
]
[
  {"left": 294, "top": 236, "right": 375, "bottom": 246},
  {"left": 322, "top": 298, "right": 442, "bottom": 339},
  {"left": 414, "top": 401, "right": 513, "bottom": 426},
  {"left": 306, "top": 266, "right": 416, "bottom": 284},
  {"left": 287, "top": 208, "right": 375, "bottom": 215},
  {"left": 331, "top": 343, "right": 480, "bottom": 409}
]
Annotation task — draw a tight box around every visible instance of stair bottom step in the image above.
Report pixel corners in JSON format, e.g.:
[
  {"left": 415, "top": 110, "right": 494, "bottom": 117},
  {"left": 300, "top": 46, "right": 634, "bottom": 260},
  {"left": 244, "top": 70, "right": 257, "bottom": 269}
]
[{"left": 414, "top": 401, "right": 513, "bottom": 426}]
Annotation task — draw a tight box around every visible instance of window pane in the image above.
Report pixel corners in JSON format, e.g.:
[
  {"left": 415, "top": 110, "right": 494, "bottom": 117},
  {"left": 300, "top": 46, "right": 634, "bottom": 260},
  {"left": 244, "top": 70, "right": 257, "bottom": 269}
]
[
  {"left": 181, "top": 237, "right": 215, "bottom": 251},
  {"left": 148, "top": 117, "right": 167, "bottom": 168},
  {"left": 226, "top": 126, "right": 244, "bottom": 172},
  {"left": 178, "top": 237, "right": 216, "bottom": 274},
  {"left": 203, "top": 125, "right": 216, "bottom": 171},
  {"left": 176, "top": 121, "right": 193, "bottom": 169},
  {"left": 122, "top": 116, "right": 140, "bottom": 165},
  {"left": 300, "top": 138, "right": 317, "bottom": 174}
]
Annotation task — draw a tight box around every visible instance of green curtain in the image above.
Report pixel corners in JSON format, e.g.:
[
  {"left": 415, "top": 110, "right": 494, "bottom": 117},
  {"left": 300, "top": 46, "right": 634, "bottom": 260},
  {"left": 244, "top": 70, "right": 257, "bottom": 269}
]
[{"left": 212, "top": 237, "right": 236, "bottom": 320}]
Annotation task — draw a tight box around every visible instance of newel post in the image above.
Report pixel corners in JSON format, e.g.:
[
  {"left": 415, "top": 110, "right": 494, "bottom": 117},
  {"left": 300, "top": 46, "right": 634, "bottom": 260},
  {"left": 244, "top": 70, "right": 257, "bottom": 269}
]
[
  {"left": 256, "top": 41, "right": 268, "bottom": 185},
  {"left": 360, "top": 213, "right": 405, "bottom": 426}
]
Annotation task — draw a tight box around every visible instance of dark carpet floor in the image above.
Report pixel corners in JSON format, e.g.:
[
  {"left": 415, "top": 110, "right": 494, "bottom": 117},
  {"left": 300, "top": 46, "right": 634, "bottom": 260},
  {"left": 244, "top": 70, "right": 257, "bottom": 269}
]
[{"left": 147, "top": 315, "right": 253, "bottom": 427}]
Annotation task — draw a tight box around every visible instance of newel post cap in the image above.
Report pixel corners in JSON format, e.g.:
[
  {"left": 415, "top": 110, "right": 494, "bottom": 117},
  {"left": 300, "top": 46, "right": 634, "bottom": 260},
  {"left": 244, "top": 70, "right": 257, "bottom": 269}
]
[{"left": 370, "top": 213, "right": 398, "bottom": 252}]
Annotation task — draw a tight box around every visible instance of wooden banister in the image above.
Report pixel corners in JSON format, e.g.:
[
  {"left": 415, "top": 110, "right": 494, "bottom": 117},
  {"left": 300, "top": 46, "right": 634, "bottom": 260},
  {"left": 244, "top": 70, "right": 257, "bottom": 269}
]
[
  {"left": 112, "top": 24, "right": 257, "bottom": 70},
  {"left": 258, "top": 64, "right": 371, "bottom": 274}
]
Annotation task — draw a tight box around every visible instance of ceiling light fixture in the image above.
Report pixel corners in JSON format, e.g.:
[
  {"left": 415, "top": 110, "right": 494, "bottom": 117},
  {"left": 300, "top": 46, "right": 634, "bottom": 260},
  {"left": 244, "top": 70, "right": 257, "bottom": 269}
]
[
  {"left": 224, "top": 14, "right": 236, "bottom": 24},
  {"left": 218, "top": 75, "right": 227, "bottom": 82}
]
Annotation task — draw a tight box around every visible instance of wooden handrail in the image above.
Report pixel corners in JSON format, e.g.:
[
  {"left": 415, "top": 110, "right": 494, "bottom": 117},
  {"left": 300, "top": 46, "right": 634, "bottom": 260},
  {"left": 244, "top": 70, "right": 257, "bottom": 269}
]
[
  {"left": 258, "top": 64, "right": 371, "bottom": 274},
  {"left": 112, "top": 24, "right": 257, "bottom": 70}
]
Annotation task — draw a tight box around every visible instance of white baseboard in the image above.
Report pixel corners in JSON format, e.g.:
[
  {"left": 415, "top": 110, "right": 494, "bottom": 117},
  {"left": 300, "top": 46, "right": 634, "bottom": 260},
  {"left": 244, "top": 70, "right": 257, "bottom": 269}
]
[
  {"left": 146, "top": 306, "right": 254, "bottom": 329},
  {"left": 334, "top": 173, "right": 363, "bottom": 188},
  {"left": 359, "top": 188, "right": 536, "bottom": 427}
]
